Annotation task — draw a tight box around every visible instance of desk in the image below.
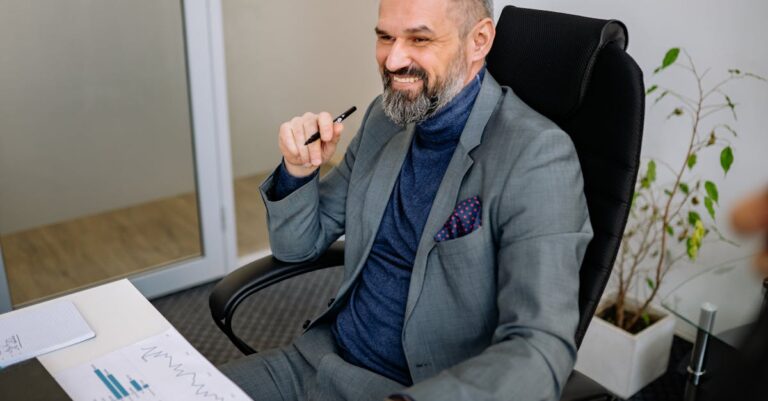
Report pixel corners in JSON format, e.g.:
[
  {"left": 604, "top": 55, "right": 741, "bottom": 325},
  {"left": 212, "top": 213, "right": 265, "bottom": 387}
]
[
  {"left": 36, "top": 279, "right": 171, "bottom": 374},
  {"left": 662, "top": 263, "right": 766, "bottom": 400},
  {"left": 662, "top": 263, "right": 764, "bottom": 346},
  {"left": 5, "top": 279, "right": 251, "bottom": 401}
]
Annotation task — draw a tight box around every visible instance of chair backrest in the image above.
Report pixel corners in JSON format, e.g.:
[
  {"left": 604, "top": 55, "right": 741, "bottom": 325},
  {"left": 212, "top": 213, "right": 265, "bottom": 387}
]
[{"left": 487, "top": 6, "right": 645, "bottom": 346}]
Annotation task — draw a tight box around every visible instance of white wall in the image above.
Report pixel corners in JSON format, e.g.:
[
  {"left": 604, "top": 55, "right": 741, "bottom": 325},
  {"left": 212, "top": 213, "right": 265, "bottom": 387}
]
[
  {"left": 0, "top": 0, "right": 195, "bottom": 234},
  {"left": 493, "top": 1, "right": 768, "bottom": 302},
  {"left": 223, "top": 0, "right": 382, "bottom": 178}
]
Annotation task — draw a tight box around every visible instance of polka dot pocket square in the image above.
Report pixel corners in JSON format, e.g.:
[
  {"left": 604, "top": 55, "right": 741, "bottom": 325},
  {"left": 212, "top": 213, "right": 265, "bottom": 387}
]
[{"left": 434, "top": 196, "right": 482, "bottom": 242}]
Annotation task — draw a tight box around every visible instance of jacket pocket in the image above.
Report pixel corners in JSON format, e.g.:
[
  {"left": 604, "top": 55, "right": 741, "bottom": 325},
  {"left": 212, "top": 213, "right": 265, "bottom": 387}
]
[{"left": 436, "top": 225, "right": 492, "bottom": 268}]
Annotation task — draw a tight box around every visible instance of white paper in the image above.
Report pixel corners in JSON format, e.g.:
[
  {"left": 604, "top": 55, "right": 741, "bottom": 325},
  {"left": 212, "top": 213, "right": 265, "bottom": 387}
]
[
  {"left": 53, "top": 328, "right": 252, "bottom": 401},
  {"left": 0, "top": 300, "right": 95, "bottom": 367}
]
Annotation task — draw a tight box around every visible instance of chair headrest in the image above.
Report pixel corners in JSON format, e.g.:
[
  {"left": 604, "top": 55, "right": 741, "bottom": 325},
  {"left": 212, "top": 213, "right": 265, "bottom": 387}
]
[{"left": 487, "top": 6, "right": 628, "bottom": 122}]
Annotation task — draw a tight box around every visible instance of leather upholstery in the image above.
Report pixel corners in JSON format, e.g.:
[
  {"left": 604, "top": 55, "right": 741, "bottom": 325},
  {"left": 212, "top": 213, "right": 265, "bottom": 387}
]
[{"left": 487, "top": 6, "right": 644, "bottom": 346}]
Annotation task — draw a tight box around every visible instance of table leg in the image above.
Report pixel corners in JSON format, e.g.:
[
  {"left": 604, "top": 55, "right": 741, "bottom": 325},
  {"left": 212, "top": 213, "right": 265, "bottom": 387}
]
[{"left": 683, "top": 302, "right": 717, "bottom": 401}]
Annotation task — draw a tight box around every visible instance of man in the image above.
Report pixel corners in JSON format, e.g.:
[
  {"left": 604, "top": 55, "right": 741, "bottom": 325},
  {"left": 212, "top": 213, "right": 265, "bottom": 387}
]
[{"left": 220, "top": 0, "right": 593, "bottom": 400}]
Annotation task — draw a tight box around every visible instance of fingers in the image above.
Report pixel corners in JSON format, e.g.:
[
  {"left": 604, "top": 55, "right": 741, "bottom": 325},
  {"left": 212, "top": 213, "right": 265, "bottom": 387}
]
[
  {"left": 317, "top": 112, "right": 334, "bottom": 142},
  {"left": 332, "top": 122, "right": 344, "bottom": 144},
  {"left": 303, "top": 113, "right": 322, "bottom": 166},
  {"left": 279, "top": 112, "right": 342, "bottom": 171},
  {"left": 292, "top": 116, "right": 311, "bottom": 167}
]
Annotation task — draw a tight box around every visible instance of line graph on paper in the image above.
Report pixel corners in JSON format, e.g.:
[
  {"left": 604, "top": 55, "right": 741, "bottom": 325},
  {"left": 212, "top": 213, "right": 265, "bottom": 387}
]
[{"left": 53, "top": 329, "right": 252, "bottom": 401}]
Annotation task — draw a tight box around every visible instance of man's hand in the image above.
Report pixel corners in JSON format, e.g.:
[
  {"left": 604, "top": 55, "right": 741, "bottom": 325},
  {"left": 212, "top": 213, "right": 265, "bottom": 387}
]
[{"left": 278, "top": 112, "right": 344, "bottom": 178}]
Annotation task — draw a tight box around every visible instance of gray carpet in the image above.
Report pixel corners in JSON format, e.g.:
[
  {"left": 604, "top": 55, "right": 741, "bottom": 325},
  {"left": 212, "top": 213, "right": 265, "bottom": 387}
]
[{"left": 151, "top": 266, "right": 343, "bottom": 367}]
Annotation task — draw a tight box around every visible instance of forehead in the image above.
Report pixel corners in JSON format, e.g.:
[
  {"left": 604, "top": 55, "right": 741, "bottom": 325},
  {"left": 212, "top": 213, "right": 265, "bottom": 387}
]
[{"left": 377, "top": 0, "right": 457, "bottom": 34}]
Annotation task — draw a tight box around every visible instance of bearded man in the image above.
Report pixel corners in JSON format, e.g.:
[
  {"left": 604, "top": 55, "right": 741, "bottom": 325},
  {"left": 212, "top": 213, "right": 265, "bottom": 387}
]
[{"left": 220, "top": 0, "right": 593, "bottom": 400}]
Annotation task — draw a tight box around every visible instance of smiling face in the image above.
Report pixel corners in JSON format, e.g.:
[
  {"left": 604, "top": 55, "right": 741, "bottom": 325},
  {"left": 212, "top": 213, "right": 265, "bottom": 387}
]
[{"left": 376, "top": 0, "right": 481, "bottom": 125}]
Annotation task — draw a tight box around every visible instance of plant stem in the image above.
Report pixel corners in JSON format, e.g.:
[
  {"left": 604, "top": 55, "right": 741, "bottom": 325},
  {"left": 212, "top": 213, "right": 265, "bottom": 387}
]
[{"left": 626, "top": 56, "right": 705, "bottom": 330}]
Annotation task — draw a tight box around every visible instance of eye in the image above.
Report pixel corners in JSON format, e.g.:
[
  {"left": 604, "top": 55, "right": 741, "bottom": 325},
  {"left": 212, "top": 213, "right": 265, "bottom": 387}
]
[
  {"left": 412, "top": 37, "right": 431, "bottom": 44},
  {"left": 377, "top": 34, "right": 394, "bottom": 43}
]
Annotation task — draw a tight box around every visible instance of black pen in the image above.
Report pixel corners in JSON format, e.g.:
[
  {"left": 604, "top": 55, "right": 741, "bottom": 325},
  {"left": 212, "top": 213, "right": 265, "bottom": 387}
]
[{"left": 304, "top": 106, "right": 357, "bottom": 145}]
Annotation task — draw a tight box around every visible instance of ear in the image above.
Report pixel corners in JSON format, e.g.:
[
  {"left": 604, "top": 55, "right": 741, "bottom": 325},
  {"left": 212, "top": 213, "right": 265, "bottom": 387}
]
[{"left": 467, "top": 18, "right": 495, "bottom": 62}]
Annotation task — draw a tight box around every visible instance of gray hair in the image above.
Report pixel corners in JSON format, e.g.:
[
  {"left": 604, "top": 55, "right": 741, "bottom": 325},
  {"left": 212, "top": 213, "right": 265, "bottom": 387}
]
[{"left": 452, "top": 0, "right": 493, "bottom": 36}]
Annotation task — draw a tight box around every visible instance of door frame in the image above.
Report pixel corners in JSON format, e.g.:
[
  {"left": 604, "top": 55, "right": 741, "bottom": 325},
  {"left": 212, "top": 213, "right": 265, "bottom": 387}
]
[
  {"left": 131, "top": 0, "right": 237, "bottom": 299},
  {"left": 0, "top": 0, "right": 237, "bottom": 311}
]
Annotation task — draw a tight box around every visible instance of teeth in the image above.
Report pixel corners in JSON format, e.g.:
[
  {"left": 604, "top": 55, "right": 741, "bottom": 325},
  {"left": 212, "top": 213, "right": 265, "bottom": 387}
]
[{"left": 393, "top": 76, "right": 420, "bottom": 83}]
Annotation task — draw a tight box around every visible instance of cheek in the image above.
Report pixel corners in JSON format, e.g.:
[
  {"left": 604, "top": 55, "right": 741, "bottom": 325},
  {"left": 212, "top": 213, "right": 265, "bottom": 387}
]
[
  {"left": 375, "top": 45, "right": 389, "bottom": 70},
  {"left": 412, "top": 53, "right": 441, "bottom": 82}
]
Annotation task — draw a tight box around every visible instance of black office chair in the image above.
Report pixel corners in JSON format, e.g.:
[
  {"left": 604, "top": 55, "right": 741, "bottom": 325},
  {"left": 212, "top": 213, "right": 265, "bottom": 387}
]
[{"left": 210, "top": 6, "right": 644, "bottom": 401}]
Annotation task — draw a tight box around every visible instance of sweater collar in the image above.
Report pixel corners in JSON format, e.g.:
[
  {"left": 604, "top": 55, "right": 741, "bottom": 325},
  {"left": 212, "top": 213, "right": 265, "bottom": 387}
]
[{"left": 415, "top": 68, "right": 486, "bottom": 146}]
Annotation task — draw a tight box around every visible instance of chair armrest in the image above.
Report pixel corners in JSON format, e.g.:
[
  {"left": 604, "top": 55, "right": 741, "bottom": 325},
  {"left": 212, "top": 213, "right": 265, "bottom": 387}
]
[{"left": 209, "top": 241, "right": 345, "bottom": 355}]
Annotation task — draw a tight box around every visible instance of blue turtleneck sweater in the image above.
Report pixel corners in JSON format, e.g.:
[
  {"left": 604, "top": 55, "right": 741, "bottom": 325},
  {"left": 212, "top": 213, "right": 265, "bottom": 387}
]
[{"left": 272, "top": 69, "right": 485, "bottom": 385}]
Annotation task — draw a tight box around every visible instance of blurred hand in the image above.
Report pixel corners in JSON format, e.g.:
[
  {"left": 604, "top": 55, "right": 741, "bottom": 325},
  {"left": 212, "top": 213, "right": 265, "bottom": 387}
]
[
  {"left": 278, "top": 112, "right": 344, "bottom": 178},
  {"left": 730, "top": 188, "right": 768, "bottom": 275}
]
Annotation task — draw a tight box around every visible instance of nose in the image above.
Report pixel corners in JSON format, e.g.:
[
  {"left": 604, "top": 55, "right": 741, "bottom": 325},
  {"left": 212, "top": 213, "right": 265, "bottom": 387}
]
[{"left": 385, "top": 39, "right": 412, "bottom": 73}]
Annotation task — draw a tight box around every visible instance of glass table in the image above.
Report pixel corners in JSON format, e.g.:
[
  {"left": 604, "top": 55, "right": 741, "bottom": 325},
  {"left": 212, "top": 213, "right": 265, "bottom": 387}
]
[{"left": 661, "top": 262, "right": 767, "bottom": 400}]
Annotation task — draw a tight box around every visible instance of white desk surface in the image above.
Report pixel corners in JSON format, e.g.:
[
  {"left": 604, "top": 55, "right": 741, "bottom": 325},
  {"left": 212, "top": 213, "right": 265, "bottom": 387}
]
[{"left": 35, "top": 279, "right": 172, "bottom": 374}]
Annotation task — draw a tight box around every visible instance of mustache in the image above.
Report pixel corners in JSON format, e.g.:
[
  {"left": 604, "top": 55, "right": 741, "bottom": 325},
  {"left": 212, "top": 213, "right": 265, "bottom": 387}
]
[{"left": 383, "top": 66, "right": 428, "bottom": 84}]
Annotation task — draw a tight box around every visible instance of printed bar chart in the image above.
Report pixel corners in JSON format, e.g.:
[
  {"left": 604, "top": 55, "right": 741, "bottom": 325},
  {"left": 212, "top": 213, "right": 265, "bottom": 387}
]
[
  {"left": 93, "top": 366, "right": 151, "bottom": 400},
  {"left": 107, "top": 373, "right": 130, "bottom": 397},
  {"left": 94, "top": 368, "right": 122, "bottom": 399},
  {"left": 54, "top": 328, "right": 251, "bottom": 401}
]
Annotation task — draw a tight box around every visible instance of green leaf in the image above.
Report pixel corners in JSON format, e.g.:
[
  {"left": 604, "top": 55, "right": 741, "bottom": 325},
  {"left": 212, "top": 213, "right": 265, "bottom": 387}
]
[
  {"left": 646, "top": 278, "right": 655, "bottom": 290},
  {"left": 688, "top": 220, "right": 706, "bottom": 261},
  {"left": 641, "top": 312, "right": 651, "bottom": 327},
  {"left": 647, "top": 160, "right": 657, "bottom": 183},
  {"left": 666, "top": 225, "right": 674, "bottom": 236},
  {"left": 679, "top": 183, "right": 689, "bottom": 194},
  {"left": 646, "top": 84, "right": 658, "bottom": 95},
  {"left": 728, "top": 68, "right": 741, "bottom": 75},
  {"left": 660, "top": 48, "right": 680, "bottom": 71},
  {"left": 704, "top": 197, "right": 716, "bottom": 220},
  {"left": 721, "top": 147, "right": 734, "bottom": 175},
  {"left": 688, "top": 211, "right": 701, "bottom": 225},
  {"left": 687, "top": 154, "right": 697, "bottom": 170},
  {"left": 705, "top": 181, "right": 719, "bottom": 203}
]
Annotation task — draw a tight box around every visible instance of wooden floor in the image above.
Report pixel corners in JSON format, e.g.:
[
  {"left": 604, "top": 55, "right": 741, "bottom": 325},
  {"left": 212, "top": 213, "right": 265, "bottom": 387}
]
[{"left": 1, "top": 166, "right": 331, "bottom": 306}]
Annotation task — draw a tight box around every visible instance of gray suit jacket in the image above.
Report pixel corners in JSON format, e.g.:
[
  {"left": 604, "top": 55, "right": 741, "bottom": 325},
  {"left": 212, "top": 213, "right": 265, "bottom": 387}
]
[{"left": 259, "top": 73, "right": 593, "bottom": 401}]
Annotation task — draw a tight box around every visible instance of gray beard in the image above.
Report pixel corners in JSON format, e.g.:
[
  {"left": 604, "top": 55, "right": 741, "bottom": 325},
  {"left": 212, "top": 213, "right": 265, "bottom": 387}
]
[{"left": 380, "top": 57, "right": 467, "bottom": 126}]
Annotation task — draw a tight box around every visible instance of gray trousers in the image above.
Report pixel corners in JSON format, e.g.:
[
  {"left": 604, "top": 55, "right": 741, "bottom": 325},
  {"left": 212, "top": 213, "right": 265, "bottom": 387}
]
[{"left": 219, "top": 325, "right": 404, "bottom": 401}]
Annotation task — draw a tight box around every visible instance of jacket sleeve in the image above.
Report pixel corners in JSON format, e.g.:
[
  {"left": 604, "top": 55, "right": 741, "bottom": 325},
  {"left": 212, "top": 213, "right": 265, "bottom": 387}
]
[
  {"left": 398, "top": 128, "right": 593, "bottom": 401},
  {"left": 258, "top": 103, "right": 373, "bottom": 263}
]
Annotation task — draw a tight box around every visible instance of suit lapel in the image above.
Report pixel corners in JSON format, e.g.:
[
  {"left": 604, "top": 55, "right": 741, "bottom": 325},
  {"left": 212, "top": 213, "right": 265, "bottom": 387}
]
[
  {"left": 346, "top": 123, "right": 415, "bottom": 284},
  {"left": 404, "top": 74, "right": 503, "bottom": 323}
]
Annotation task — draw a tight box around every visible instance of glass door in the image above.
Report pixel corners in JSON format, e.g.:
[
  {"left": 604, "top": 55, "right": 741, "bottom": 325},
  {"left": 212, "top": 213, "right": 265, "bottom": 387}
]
[{"left": 0, "top": 0, "right": 236, "bottom": 310}]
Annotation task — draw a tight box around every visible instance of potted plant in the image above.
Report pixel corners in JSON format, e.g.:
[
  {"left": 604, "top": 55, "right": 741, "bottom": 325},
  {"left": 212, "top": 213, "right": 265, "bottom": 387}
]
[{"left": 575, "top": 48, "right": 765, "bottom": 399}]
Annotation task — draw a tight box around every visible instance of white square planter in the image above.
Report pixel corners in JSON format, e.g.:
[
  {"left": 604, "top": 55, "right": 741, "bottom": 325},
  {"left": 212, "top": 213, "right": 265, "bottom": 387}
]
[{"left": 574, "top": 300, "right": 676, "bottom": 399}]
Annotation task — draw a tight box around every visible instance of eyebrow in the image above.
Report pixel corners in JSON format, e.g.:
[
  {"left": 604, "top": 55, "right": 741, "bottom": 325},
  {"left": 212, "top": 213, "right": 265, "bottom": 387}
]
[{"left": 375, "top": 25, "right": 435, "bottom": 36}]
